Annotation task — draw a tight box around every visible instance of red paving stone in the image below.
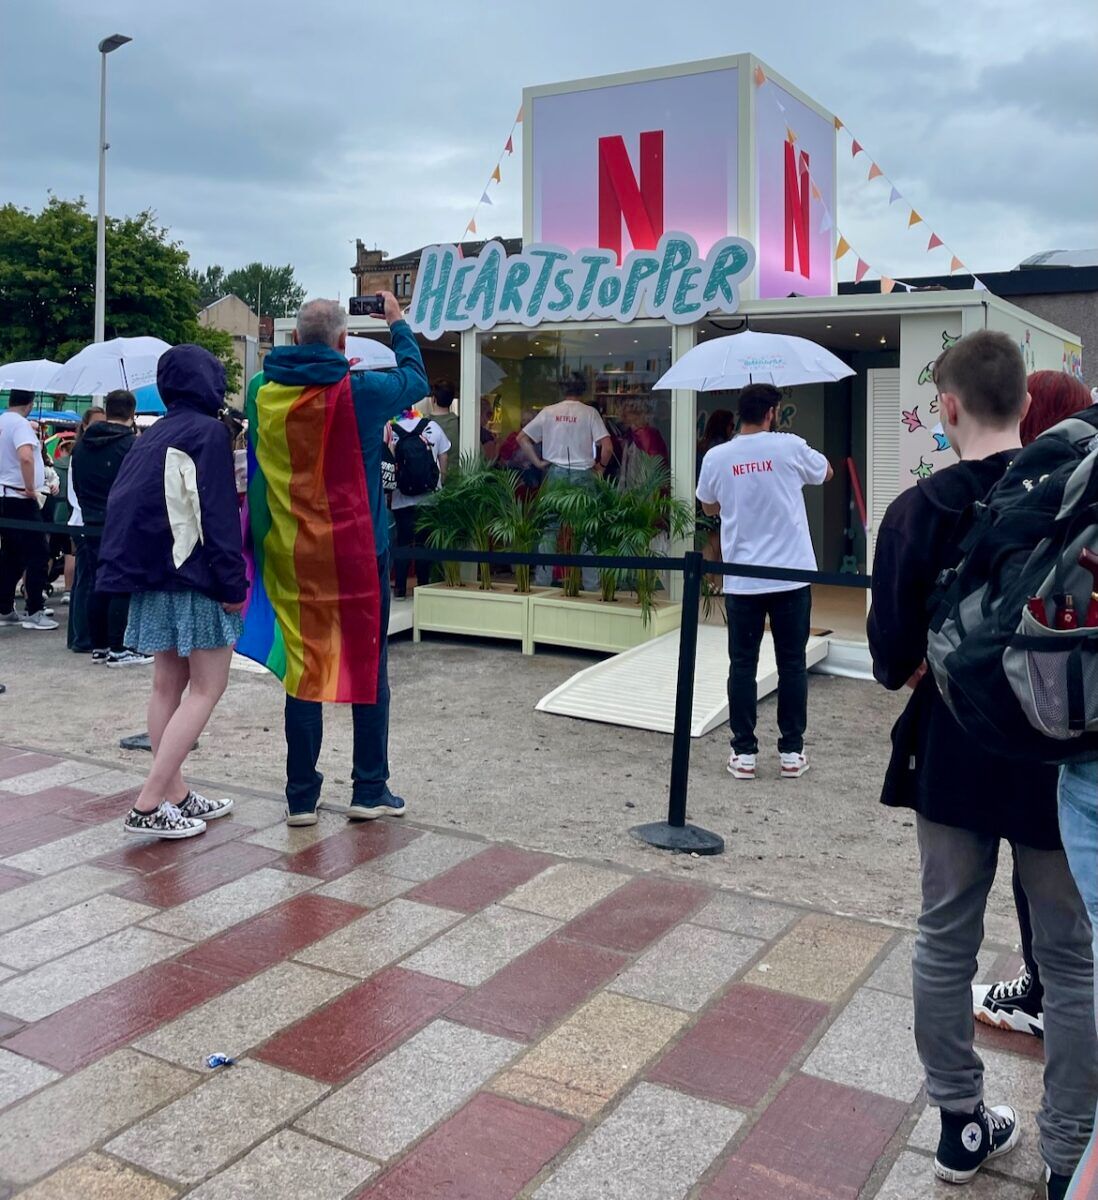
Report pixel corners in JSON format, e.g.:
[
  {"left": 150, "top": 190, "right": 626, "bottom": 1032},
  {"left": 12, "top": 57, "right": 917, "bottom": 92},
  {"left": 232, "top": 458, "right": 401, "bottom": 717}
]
[
  {"left": 93, "top": 814, "right": 254, "bottom": 875},
  {"left": 974, "top": 1018, "right": 1046, "bottom": 1062},
  {"left": 277, "top": 819, "right": 421, "bottom": 881},
  {"left": 0, "top": 753, "right": 59, "bottom": 781},
  {"left": 358, "top": 1093, "right": 581, "bottom": 1199},
  {"left": 2, "top": 960, "right": 227, "bottom": 1072},
  {"left": 404, "top": 845, "right": 555, "bottom": 914},
  {"left": 449, "top": 935, "right": 630, "bottom": 1043},
  {"left": 0, "top": 786, "right": 96, "bottom": 828},
  {"left": 63, "top": 788, "right": 143, "bottom": 824},
  {"left": 175, "top": 893, "right": 362, "bottom": 984},
  {"left": 111, "top": 840, "right": 280, "bottom": 905},
  {"left": 650, "top": 983, "right": 829, "bottom": 1107},
  {"left": 253, "top": 966, "right": 464, "bottom": 1084},
  {"left": 0, "top": 866, "right": 34, "bottom": 894},
  {"left": 561, "top": 875, "right": 706, "bottom": 953},
  {"left": 0, "top": 811, "right": 89, "bottom": 856},
  {"left": 701, "top": 1074, "right": 909, "bottom": 1200},
  {"left": 0, "top": 746, "right": 30, "bottom": 762}
]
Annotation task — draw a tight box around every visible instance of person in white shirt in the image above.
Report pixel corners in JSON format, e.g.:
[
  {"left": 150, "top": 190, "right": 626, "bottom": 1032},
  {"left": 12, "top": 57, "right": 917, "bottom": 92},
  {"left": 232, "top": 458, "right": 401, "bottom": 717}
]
[
  {"left": 518, "top": 375, "right": 612, "bottom": 591},
  {"left": 387, "top": 409, "right": 450, "bottom": 599},
  {"left": 0, "top": 390, "right": 58, "bottom": 630},
  {"left": 696, "top": 383, "right": 832, "bottom": 781}
]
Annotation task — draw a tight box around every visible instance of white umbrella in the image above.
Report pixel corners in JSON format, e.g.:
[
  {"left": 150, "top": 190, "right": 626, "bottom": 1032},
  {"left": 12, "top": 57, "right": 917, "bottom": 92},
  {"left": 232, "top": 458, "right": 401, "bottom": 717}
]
[
  {"left": 47, "top": 336, "right": 171, "bottom": 395},
  {"left": 0, "top": 359, "right": 64, "bottom": 392},
  {"left": 480, "top": 355, "right": 507, "bottom": 391},
  {"left": 345, "top": 336, "right": 397, "bottom": 371},
  {"left": 655, "top": 330, "right": 854, "bottom": 391}
]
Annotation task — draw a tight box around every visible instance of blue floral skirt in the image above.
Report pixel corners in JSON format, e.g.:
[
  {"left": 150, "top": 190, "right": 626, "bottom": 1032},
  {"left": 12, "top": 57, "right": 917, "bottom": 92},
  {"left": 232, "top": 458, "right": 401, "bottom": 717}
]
[{"left": 125, "top": 590, "right": 243, "bottom": 658}]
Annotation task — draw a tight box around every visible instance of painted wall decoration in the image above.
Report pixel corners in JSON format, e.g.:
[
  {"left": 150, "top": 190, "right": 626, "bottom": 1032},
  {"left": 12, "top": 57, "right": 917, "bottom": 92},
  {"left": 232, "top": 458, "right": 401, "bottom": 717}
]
[
  {"left": 1063, "top": 342, "right": 1084, "bottom": 380},
  {"left": 529, "top": 69, "right": 740, "bottom": 260},
  {"left": 898, "top": 313, "right": 962, "bottom": 485},
  {"left": 407, "top": 234, "right": 756, "bottom": 339}
]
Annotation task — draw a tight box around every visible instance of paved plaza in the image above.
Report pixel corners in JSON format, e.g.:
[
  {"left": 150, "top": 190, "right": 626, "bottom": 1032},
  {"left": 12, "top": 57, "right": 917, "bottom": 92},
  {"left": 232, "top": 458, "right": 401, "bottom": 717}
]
[{"left": 0, "top": 739, "right": 1050, "bottom": 1198}]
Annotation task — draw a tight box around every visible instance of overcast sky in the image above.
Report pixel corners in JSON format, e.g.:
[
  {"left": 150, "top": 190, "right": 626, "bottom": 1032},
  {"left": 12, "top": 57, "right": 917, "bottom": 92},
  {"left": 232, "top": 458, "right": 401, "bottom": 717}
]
[{"left": 2, "top": 0, "right": 1096, "bottom": 302}]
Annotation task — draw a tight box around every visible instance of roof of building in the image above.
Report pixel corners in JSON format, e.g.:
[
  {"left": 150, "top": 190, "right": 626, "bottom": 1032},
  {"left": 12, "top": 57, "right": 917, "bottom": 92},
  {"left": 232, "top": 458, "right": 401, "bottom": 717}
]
[
  {"left": 840, "top": 260, "right": 1098, "bottom": 299},
  {"left": 362, "top": 237, "right": 525, "bottom": 269},
  {"left": 199, "top": 293, "right": 257, "bottom": 316}
]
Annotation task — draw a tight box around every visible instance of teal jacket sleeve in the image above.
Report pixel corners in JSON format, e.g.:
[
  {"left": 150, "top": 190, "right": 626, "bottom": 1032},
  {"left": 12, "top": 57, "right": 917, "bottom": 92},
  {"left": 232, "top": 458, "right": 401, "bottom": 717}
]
[{"left": 350, "top": 320, "right": 429, "bottom": 427}]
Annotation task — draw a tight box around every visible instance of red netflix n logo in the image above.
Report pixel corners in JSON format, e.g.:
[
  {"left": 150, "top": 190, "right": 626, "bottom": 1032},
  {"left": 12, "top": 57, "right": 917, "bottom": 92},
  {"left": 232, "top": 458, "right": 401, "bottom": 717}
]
[
  {"left": 598, "top": 131, "right": 664, "bottom": 265},
  {"left": 784, "top": 141, "right": 810, "bottom": 277}
]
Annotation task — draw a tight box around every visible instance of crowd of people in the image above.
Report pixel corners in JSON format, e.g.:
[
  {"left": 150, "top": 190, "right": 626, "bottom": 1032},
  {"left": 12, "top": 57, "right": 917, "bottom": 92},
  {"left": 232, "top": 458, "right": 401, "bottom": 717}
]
[{"left": 2, "top": 304, "right": 1097, "bottom": 1196}]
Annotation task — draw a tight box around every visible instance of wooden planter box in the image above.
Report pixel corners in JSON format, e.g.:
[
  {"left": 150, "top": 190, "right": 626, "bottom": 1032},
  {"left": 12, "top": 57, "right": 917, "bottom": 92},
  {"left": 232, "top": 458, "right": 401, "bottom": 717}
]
[
  {"left": 528, "top": 592, "right": 682, "bottom": 654},
  {"left": 413, "top": 582, "right": 549, "bottom": 654}
]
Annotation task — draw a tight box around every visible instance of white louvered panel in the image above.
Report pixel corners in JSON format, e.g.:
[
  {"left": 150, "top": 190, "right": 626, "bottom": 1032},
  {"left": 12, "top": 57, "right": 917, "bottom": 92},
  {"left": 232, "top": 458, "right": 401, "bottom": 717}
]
[
  {"left": 865, "top": 368, "right": 902, "bottom": 566},
  {"left": 536, "top": 626, "right": 829, "bottom": 737}
]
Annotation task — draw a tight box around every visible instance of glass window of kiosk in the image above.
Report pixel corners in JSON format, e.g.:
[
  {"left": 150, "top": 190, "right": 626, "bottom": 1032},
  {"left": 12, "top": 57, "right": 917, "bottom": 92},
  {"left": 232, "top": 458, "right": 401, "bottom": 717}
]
[{"left": 478, "top": 325, "right": 673, "bottom": 483}]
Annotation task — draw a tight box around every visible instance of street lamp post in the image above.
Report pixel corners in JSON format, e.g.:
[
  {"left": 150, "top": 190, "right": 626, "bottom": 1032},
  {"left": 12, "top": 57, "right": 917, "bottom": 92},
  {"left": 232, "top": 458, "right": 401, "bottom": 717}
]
[{"left": 94, "top": 33, "right": 132, "bottom": 344}]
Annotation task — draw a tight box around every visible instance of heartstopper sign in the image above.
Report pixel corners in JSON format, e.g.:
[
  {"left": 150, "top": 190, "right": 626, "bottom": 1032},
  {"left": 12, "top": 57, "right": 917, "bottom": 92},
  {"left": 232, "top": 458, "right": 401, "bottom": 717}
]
[{"left": 407, "top": 233, "right": 756, "bottom": 340}]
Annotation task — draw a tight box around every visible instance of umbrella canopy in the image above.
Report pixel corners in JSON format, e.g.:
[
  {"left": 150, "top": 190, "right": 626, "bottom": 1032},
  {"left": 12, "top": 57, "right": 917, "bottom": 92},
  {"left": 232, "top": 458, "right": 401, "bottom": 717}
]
[
  {"left": 345, "top": 336, "right": 397, "bottom": 371},
  {"left": 47, "top": 336, "right": 171, "bottom": 396},
  {"left": 655, "top": 330, "right": 854, "bottom": 391},
  {"left": 133, "top": 383, "right": 166, "bottom": 415},
  {"left": 0, "top": 359, "right": 64, "bottom": 392},
  {"left": 30, "top": 409, "right": 82, "bottom": 425}
]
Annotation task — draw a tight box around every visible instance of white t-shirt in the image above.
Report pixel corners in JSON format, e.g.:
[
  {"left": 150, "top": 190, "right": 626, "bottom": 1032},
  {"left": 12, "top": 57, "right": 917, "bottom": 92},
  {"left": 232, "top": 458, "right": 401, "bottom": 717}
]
[
  {"left": 523, "top": 400, "right": 609, "bottom": 470},
  {"left": 0, "top": 410, "right": 44, "bottom": 494},
  {"left": 696, "top": 431, "right": 829, "bottom": 594},
  {"left": 389, "top": 416, "right": 451, "bottom": 511}
]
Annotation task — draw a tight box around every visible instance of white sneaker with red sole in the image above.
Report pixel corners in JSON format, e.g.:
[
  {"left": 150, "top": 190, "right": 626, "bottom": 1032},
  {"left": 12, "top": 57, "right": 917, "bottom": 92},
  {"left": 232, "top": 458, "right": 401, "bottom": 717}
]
[
  {"left": 780, "top": 752, "right": 810, "bottom": 778},
  {"left": 727, "top": 753, "right": 757, "bottom": 780}
]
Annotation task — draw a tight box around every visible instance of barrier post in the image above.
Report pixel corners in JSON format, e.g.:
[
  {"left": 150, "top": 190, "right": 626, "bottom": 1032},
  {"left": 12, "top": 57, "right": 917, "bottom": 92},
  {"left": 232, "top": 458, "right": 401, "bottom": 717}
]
[{"left": 630, "top": 550, "right": 725, "bottom": 855}]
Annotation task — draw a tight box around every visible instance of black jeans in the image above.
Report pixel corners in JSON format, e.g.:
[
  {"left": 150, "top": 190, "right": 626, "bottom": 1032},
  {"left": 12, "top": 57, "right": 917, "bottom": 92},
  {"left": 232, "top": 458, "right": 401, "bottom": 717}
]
[
  {"left": 392, "top": 506, "right": 426, "bottom": 597},
  {"left": 68, "top": 536, "right": 95, "bottom": 652},
  {"left": 284, "top": 553, "right": 391, "bottom": 812},
  {"left": 725, "top": 586, "right": 812, "bottom": 755},
  {"left": 79, "top": 535, "right": 130, "bottom": 652},
  {"left": 1013, "top": 848, "right": 1043, "bottom": 1004},
  {"left": 0, "top": 496, "right": 47, "bottom": 616}
]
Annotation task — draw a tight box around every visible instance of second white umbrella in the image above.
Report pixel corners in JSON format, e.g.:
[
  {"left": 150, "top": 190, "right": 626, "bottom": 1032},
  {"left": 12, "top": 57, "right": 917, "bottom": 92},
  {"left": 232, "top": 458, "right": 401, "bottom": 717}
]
[
  {"left": 48, "top": 336, "right": 171, "bottom": 395},
  {"left": 655, "top": 330, "right": 854, "bottom": 391},
  {"left": 0, "top": 359, "right": 64, "bottom": 392}
]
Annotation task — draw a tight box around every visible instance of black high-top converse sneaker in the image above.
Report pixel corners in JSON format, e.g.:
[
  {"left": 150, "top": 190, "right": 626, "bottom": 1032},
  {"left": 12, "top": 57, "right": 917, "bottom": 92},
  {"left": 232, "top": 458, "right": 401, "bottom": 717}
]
[{"left": 934, "top": 1101, "right": 1020, "bottom": 1183}]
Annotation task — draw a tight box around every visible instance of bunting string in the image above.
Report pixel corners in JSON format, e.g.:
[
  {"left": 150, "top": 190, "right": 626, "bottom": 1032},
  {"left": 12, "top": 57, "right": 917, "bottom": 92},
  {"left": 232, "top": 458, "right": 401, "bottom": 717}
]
[{"left": 458, "top": 105, "right": 523, "bottom": 244}]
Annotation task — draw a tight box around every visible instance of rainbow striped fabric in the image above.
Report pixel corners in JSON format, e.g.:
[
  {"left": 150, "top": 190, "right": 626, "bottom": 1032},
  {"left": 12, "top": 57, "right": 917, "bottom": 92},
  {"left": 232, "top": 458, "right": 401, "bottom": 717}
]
[{"left": 238, "top": 374, "right": 381, "bottom": 703}]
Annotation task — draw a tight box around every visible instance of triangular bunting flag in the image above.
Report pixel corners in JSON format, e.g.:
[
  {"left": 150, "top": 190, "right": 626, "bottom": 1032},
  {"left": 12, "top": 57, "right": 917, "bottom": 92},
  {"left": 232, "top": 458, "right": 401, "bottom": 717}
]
[
  {"left": 908, "top": 209, "right": 922, "bottom": 227},
  {"left": 810, "top": 183, "right": 821, "bottom": 201},
  {"left": 466, "top": 217, "right": 477, "bottom": 235},
  {"left": 491, "top": 164, "right": 501, "bottom": 183},
  {"left": 481, "top": 191, "right": 493, "bottom": 205},
  {"left": 854, "top": 258, "right": 870, "bottom": 284},
  {"left": 949, "top": 255, "right": 963, "bottom": 273},
  {"left": 835, "top": 236, "right": 850, "bottom": 261},
  {"left": 776, "top": 99, "right": 786, "bottom": 113},
  {"left": 753, "top": 64, "right": 766, "bottom": 86},
  {"left": 881, "top": 277, "right": 896, "bottom": 294},
  {"left": 785, "top": 126, "right": 797, "bottom": 144},
  {"left": 867, "top": 162, "right": 882, "bottom": 181},
  {"left": 515, "top": 106, "right": 523, "bottom": 123},
  {"left": 819, "top": 209, "right": 832, "bottom": 233},
  {"left": 834, "top": 115, "right": 843, "bottom": 130},
  {"left": 455, "top": 243, "right": 464, "bottom": 260},
  {"left": 888, "top": 185, "right": 901, "bottom": 205},
  {"left": 973, "top": 277, "right": 989, "bottom": 292},
  {"left": 851, "top": 139, "right": 863, "bottom": 157},
  {"left": 504, "top": 135, "right": 514, "bottom": 155},
  {"left": 927, "top": 232, "right": 943, "bottom": 251}
]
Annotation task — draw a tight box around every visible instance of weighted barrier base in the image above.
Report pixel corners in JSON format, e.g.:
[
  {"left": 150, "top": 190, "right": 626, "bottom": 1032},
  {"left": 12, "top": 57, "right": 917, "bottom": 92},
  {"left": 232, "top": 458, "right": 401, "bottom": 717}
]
[{"left": 629, "top": 821, "right": 725, "bottom": 856}]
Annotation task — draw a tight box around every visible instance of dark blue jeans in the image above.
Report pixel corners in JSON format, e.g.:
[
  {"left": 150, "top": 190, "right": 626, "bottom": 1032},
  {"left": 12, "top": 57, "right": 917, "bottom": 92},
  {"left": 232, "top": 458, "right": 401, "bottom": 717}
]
[
  {"left": 725, "top": 586, "right": 812, "bottom": 755},
  {"left": 284, "top": 553, "right": 391, "bottom": 811}
]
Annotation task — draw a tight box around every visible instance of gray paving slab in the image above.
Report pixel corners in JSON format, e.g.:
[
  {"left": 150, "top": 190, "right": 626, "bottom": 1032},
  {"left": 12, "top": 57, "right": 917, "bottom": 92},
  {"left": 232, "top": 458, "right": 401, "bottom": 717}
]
[
  {"left": 294, "top": 898, "right": 460, "bottom": 977},
  {"left": 370, "top": 831, "right": 485, "bottom": 881},
  {"left": 402, "top": 904, "right": 561, "bottom": 987},
  {"left": 0, "top": 1050, "right": 58, "bottom": 1110},
  {"left": 502, "top": 862, "right": 629, "bottom": 921},
  {"left": 692, "top": 891, "right": 800, "bottom": 941},
  {"left": 0, "top": 894, "right": 157, "bottom": 971},
  {"left": 0, "top": 866, "right": 129, "bottom": 934},
  {"left": 874, "top": 1151, "right": 1033, "bottom": 1198},
  {"left": 141, "top": 867, "right": 319, "bottom": 940},
  {"left": 184, "top": 1130, "right": 376, "bottom": 1199}
]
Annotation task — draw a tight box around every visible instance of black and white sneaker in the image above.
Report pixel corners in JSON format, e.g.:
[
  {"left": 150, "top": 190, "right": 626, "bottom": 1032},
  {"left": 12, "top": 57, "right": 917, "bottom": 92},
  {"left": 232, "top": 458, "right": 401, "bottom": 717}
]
[
  {"left": 106, "top": 649, "right": 154, "bottom": 668},
  {"left": 123, "top": 802, "right": 206, "bottom": 839},
  {"left": 176, "top": 790, "right": 233, "bottom": 821},
  {"left": 972, "top": 970, "right": 1044, "bottom": 1037},
  {"left": 91, "top": 649, "right": 109, "bottom": 664},
  {"left": 934, "top": 1101, "right": 1020, "bottom": 1183}
]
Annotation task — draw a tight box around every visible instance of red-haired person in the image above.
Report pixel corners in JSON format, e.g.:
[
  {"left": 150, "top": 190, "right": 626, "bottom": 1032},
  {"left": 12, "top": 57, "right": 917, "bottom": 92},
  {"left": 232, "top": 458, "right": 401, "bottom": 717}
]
[{"left": 973, "top": 369, "right": 1095, "bottom": 1045}]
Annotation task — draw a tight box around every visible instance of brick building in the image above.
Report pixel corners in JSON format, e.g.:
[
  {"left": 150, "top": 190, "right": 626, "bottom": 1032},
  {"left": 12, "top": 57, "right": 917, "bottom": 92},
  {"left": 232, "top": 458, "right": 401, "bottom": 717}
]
[{"left": 352, "top": 237, "right": 523, "bottom": 306}]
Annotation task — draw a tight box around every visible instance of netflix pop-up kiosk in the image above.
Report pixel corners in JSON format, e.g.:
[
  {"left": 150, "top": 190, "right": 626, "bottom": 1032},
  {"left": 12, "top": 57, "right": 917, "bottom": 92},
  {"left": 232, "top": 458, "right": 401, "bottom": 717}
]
[{"left": 275, "top": 54, "right": 1081, "bottom": 655}]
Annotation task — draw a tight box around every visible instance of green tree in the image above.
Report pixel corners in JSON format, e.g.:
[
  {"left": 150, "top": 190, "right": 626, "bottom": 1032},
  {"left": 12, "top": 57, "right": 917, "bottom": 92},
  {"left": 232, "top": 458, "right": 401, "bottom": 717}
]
[
  {"left": 190, "top": 263, "right": 226, "bottom": 309},
  {"left": 192, "top": 326, "right": 242, "bottom": 397},
  {"left": 222, "top": 262, "right": 305, "bottom": 318},
  {"left": 0, "top": 196, "right": 201, "bottom": 363}
]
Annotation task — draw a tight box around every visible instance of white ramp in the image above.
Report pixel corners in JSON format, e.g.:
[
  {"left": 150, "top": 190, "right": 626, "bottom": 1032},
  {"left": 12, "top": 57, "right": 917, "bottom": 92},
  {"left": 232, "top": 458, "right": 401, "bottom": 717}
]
[{"left": 536, "top": 625, "right": 830, "bottom": 737}]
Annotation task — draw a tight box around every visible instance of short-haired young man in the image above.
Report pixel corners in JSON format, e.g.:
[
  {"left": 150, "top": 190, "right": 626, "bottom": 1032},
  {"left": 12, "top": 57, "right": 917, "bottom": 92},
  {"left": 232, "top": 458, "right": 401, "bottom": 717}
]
[
  {"left": 696, "top": 382, "right": 832, "bottom": 780},
  {"left": 71, "top": 388, "right": 149, "bottom": 667},
  {"left": 868, "top": 330, "right": 1096, "bottom": 1197},
  {"left": 0, "top": 389, "right": 57, "bottom": 630},
  {"left": 430, "top": 379, "right": 459, "bottom": 450}
]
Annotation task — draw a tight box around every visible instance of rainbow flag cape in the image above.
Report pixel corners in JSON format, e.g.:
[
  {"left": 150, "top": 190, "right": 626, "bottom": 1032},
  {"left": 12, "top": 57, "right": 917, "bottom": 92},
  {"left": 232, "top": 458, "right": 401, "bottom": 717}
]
[{"left": 238, "top": 372, "right": 381, "bottom": 703}]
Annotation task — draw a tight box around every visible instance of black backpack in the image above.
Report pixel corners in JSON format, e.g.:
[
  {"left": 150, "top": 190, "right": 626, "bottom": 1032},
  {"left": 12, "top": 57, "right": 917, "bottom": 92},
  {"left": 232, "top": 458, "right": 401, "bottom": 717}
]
[
  {"left": 392, "top": 419, "right": 439, "bottom": 497},
  {"left": 926, "top": 408, "right": 1098, "bottom": 763}
]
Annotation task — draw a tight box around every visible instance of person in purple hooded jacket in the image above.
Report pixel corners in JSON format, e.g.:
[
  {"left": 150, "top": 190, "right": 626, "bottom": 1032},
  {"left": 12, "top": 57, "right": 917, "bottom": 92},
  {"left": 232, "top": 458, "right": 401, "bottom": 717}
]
[{"left": 97, "top": 344, "right": 247, "bottom": 840}]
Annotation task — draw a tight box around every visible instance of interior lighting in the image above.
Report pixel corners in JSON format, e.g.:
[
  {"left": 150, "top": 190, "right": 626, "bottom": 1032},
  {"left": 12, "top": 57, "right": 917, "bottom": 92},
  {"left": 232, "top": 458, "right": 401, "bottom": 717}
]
[
  {"left": 879, "top": 336, "right": 887, "bottom": 344},
  {"left": 825, "top": 323, "right": 832, "bottom": 329},
  {"left": 854, "top": 331, "right": 861, "bottom": 337}
]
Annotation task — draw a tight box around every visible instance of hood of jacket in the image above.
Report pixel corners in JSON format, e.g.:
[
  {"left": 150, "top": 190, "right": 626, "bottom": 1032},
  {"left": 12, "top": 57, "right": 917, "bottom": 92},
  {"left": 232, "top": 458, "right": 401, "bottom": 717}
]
[
  {"left": 262, "top": 343, "right": 350, "bottom": 387},
  {"left": 915, "top": 450, "right": 1017, "bottom": 518},
  {"left": 157, "top": 344, "right": 226, "bottom": 418},
  {"left": 78, "top": 421, "right": 133, "bottom": 454}
]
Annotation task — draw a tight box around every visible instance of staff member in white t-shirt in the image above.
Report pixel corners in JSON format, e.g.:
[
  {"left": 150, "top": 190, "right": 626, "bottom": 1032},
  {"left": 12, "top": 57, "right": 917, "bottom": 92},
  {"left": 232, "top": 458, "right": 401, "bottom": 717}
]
[
  {"left": 518, "top": 375, "right": 611, "bottom": 591},
  {"left": 696, "top": 383, "right": 832, "bottom": 781},
  {"left": 0, "top": 390, "right": 58, "bottom": 630}
]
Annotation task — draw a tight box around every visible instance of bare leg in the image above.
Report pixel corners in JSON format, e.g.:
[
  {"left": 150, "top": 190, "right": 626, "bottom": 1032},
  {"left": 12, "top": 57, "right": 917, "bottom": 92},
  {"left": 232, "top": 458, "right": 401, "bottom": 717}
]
[
  {"left": 135, "top": 650, "right": 190, "bottom": 813},
  {"left": 134, "top": 647, "right": 233, "bottom": 813}
]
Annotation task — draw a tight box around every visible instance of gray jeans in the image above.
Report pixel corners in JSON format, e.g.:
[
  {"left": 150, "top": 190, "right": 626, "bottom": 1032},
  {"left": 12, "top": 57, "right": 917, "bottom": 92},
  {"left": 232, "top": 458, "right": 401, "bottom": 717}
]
[
  {"left": 914, "top": 814, "right": 1097, "bottom": 1176},
  {"left": 535, "top": 465, "right": 598, "bottom": 592}
]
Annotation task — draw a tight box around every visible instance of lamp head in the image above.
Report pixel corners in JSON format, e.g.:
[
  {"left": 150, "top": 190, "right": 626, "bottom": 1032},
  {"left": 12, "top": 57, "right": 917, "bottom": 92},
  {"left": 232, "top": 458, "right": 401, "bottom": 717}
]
[{"left": 98, "top": 34, "right": 132, "bottom": 54}]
